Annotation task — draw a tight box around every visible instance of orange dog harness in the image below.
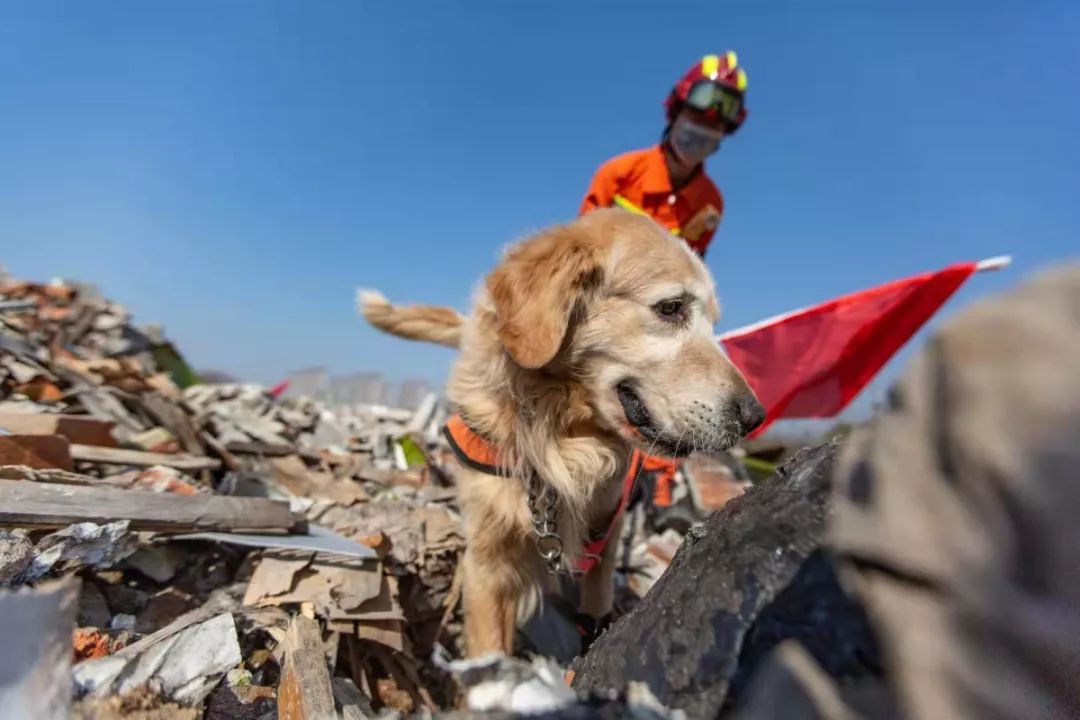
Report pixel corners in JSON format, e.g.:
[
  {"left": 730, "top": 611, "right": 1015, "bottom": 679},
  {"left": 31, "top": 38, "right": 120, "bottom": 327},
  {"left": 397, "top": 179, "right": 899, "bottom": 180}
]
[{"left": 442, "top": 414, "right": 643, "bottom": 574}]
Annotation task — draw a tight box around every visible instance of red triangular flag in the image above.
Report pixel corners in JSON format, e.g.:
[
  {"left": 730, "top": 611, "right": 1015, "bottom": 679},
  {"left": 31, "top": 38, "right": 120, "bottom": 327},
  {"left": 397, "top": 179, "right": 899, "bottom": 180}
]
[{"left": 720, "top": 262, "right": 979, "bottom": 437}]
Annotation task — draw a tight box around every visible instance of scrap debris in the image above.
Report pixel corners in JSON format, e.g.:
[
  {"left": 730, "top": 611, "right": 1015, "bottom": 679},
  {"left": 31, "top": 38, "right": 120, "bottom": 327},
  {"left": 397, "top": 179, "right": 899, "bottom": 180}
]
[
  {"left": 0, "top": 270, "right": 719, "bottom": 717},
  {"left": 0, "top": 576, "right": 79, "bottom": 720}
]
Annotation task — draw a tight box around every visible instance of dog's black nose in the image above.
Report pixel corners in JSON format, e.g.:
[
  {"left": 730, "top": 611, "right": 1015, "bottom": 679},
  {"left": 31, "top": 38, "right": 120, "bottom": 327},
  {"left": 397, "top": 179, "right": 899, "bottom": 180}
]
[{"left": 734, "top": 394, "right": 766, "bottom": 435}]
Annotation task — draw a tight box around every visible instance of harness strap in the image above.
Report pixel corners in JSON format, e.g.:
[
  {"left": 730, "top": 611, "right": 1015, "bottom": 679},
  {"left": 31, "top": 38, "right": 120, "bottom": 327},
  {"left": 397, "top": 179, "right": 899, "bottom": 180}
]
[
  {"left": 576, "top": 449, "right": 644, "bottom": 575},
  {"left": 442, "top": 413, "right": 644, "bottom": 575},
  {"left": 442, "top": 414, "right": 511, "bottom": 477}
]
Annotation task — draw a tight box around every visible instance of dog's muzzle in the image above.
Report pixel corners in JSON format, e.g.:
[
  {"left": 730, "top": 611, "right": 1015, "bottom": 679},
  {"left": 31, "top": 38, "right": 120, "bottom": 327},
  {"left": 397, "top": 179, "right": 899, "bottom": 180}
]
[
  {"left": 616, "top": 379, "right": 765, "bottom": 457},
  {"left": 616, "top": 380, "right": 690, "bottom": 457}
]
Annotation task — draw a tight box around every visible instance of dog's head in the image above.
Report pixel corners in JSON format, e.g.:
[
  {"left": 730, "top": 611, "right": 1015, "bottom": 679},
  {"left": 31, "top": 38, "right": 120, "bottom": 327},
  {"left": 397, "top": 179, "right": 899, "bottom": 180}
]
[{"left": 485, "top": 208, "right": 764, "bottom": 457}]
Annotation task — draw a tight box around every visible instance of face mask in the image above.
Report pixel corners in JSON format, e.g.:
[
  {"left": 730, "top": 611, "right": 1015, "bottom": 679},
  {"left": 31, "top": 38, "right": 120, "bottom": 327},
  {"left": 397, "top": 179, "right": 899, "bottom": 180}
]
[{"left": 669, "top": 118, "right": 724, "bottom": 166}]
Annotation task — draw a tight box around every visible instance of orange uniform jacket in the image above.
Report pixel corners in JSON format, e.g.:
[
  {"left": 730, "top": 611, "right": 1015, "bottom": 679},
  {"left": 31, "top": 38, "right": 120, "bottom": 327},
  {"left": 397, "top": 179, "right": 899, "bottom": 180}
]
[{"left": 579, "top": 144, "right": 725, "bottom": 258}]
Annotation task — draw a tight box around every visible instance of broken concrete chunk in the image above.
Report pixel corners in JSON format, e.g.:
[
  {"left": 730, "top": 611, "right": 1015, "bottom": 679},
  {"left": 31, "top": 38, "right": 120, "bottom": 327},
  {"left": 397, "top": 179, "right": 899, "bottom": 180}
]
[
  {"left": 124, "top": 543, "right": 187, "bottom": 583},
  {"left": 27, "top": 521, "right": 139, "bottom": 581},
  {"left": 74, "top": 610, "right": 242, "bottom": 706},
  {"left": 109, "top": 614, "right": 137, "bottom": 632},
  {"left": 441, "top": 652, "right": 576, "bottom": 715},
  {"left": 0, "top": 530, "right": 34, "bottom": 584}
]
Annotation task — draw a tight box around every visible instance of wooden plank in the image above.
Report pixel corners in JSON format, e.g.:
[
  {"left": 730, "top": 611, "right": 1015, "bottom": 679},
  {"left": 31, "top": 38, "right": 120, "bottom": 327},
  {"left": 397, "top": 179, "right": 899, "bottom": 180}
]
[
  {"left": 0, "top": 412, "right": 117, "bottom": 448},
  {"left": 278, "top": 615, "right": 336, "bottom": 720},
  {"left": 0, "top": 478, "right": 297, "bottom": 532},
  {"left": 136, "top": 393, "right": 203, "bottom": 454},
  {"left": 357, "top": 619, "right": 405, "bottom": 652},
  {"left": 129, "top": 427, "right": 178, "bottom": 453},
  {"left": 0, "top": 435, "right": 74, "bottom": 471},
  {"left": 69, "top": 444, "right": 221, "bottom": 471},
  {"left": 225, "top": 440, "right": 296, "bottom": 457},
  {"left": 200, "top": 431, "right": 241, "bottom": 472},
  {"left": 65, "top": 302, "right": 102, "bottom": 346},
  {"left": 61, "top": 376, "right": 147, "bottom": 437},
  {"left": 0, "top": 465, "right": 131, "bottom": 489}
]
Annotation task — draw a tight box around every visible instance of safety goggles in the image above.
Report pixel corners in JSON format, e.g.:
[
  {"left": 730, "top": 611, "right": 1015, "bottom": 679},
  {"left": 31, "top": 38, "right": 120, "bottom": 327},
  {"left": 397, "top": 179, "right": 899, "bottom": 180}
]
[{"left": 685, "top": 81, "right": 743, "bottom": 126}]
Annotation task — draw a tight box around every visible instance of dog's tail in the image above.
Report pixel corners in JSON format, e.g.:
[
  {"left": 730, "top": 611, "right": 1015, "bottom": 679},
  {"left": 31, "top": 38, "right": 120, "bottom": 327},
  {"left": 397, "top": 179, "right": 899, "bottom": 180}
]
[{"left": 356, "top": 289, "right": 465, "bottom": 349}]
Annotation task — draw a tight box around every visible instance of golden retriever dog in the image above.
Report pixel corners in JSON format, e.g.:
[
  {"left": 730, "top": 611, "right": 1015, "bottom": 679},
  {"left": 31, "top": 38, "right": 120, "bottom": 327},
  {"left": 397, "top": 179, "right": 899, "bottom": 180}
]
[{"left": 358, "top": 208, "right": 763, "bottom": 658}]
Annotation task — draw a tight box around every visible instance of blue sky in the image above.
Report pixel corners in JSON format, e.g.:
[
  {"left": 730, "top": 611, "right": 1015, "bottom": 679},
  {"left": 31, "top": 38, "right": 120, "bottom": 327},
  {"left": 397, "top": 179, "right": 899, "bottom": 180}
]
[{"left": 2, "top": 1, "right": 1077, "bottom": 419}]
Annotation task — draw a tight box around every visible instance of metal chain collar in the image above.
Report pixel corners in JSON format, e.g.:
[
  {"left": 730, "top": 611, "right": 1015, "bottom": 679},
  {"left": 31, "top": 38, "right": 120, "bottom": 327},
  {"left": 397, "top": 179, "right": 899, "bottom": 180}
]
[{"left": 527, "top": 472, "right": 564, "bottom": 575}]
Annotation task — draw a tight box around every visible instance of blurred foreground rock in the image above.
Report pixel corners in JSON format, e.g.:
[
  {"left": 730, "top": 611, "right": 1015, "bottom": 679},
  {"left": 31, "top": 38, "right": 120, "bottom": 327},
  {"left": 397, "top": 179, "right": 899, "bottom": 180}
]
[{"left": 571, "top": 442, "right": 880, "bottom": 718}]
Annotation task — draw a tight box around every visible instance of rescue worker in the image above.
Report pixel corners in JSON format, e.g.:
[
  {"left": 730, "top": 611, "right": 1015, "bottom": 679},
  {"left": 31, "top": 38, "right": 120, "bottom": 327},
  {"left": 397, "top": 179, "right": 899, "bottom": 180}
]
[
  {"left": 579, "top": 52, "right": 750, "bottom": 511},
  {"left": 579, "top": 51, "right": 749, "bottom": 259}
]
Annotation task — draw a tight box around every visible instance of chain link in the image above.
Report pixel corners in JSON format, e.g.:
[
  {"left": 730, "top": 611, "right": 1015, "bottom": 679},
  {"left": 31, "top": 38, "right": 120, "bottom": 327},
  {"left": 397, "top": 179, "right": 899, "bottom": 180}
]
[{"left": 527, "top": 473, "right": 564, "bottom": 574}]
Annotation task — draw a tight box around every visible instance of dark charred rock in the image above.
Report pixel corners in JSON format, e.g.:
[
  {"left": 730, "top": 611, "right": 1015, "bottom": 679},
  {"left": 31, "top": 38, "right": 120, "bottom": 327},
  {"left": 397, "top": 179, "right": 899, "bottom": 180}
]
[
  {"left": 722, "top": 548, "right": 881, "bottom": 715},
  {"left": 572, "top": 441, "right": 881, "bottom": 718}
]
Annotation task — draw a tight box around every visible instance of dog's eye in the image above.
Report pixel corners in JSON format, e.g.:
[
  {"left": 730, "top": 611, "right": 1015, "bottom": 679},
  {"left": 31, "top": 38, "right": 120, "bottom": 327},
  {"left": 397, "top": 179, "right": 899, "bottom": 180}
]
[{"left": 653, "top": 298, "right": 685, "bottom": 320}]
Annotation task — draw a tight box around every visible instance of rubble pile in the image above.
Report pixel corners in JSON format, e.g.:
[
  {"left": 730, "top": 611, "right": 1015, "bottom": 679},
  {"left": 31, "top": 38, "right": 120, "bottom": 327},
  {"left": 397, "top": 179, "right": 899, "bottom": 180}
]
[
  {"left": 0, "top": 270, "right": 749, "bottom": 718},
  {"left": 0, "top": 272, "right": 478, "bottom": 718}
]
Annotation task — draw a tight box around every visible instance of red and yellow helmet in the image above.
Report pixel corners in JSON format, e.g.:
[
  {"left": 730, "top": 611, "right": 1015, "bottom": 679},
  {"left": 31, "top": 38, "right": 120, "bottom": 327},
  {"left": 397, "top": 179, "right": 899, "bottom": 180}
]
[{"left": 665, "top": 52, "right": 749, "bottom": 133}]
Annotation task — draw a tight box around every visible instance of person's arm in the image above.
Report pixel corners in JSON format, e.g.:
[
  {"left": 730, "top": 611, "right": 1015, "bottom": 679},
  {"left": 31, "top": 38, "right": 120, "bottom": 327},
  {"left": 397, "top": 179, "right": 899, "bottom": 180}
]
[
  {"left": 683, "top": 202, "right": 723, "bottom": 258},
  {"left": 578, "top": 158, "right": 621, "bottom": 216}
]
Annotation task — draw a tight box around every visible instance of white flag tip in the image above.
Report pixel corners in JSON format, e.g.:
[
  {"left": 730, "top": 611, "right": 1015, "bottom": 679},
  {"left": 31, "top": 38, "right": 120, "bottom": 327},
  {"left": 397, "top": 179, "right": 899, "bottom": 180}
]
[{"left": 975, "top": 255, "right": 1012, "bottom": 272}]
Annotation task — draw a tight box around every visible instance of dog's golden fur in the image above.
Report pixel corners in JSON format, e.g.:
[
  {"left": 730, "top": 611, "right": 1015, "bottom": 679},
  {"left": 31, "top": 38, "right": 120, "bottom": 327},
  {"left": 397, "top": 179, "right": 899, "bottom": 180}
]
[
  {"left": 357, "top": 289, "right": 464, "bottom": 348},
  {"left": 358, "top": 208, "right": 762, "bottom": 657}
]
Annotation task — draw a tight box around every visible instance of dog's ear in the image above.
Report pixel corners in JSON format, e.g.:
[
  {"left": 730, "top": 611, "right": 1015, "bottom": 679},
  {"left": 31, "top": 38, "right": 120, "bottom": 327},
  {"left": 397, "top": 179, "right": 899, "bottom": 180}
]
[{"left": 486, "top": 223, "right": 607, "bottom": 369}]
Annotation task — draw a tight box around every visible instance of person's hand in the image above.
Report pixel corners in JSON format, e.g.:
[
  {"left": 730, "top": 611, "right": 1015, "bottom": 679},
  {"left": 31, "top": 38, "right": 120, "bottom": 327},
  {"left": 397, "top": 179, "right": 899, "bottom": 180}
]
[{"left": 683, "top": 203, "right": 721, "bottom": 243}]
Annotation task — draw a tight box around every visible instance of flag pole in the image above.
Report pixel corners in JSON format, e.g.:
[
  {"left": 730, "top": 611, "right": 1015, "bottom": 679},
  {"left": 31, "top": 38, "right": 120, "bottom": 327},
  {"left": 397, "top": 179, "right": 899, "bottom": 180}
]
[
  {"left": 717, "top": 255, "right": 1012, "bottom": 342},
  {"left": 975, "top": 255, "right": 1012, "bottom": 272}
]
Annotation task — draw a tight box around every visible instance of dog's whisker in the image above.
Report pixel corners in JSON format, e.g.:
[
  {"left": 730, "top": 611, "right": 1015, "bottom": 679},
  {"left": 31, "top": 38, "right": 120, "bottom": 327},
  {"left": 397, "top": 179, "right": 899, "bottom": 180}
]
[{"left": 674, "top": 424, "right": 690, "bottom": 457}]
